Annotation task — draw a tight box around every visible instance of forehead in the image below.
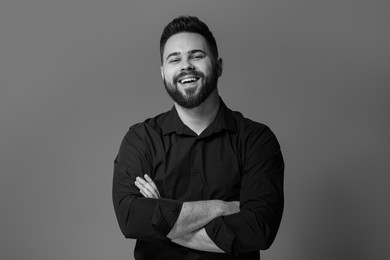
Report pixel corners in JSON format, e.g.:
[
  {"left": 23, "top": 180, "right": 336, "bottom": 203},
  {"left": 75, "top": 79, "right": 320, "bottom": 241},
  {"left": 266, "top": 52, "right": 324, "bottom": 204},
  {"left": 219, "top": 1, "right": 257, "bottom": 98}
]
[{"left": 163, "top": 32, "right": 211, "bottom": 58}]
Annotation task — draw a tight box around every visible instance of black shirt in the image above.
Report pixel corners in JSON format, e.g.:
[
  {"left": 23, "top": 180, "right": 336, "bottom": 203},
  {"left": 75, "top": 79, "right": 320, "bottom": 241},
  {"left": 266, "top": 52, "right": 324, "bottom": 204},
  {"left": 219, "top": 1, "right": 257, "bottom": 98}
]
[{"left": 112, "top": 99, "right": 284, "bottom": 259}]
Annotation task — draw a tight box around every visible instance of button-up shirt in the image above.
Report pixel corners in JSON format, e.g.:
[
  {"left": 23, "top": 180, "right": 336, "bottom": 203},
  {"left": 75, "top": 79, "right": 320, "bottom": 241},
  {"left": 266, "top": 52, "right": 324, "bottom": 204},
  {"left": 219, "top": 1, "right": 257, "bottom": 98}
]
[{"left": 113, "top": 98, "right": 284, "bottom": 259}]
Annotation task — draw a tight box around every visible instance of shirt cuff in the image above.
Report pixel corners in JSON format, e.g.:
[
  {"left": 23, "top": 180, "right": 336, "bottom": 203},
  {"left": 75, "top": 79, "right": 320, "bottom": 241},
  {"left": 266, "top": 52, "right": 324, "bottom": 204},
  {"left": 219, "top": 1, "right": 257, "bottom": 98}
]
[
  {"left": 151, "top": 198, "right": 183, "bottom": 239},
  {"left": 204, "top": 216, "right": 236, "bottom": 255}
]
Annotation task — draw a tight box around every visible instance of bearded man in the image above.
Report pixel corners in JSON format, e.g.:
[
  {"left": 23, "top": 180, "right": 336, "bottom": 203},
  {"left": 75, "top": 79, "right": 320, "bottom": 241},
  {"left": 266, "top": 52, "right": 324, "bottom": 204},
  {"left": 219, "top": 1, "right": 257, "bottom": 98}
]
[{"left": 113, "top": 15, "right": 284, "bottom": 260}]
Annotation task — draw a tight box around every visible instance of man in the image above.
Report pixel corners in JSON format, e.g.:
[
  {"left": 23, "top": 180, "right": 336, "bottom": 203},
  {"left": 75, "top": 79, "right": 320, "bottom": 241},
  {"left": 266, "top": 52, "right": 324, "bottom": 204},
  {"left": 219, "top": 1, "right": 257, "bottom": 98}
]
[{"left": 113, "top": 16, "right": 284, "bottom": 259}]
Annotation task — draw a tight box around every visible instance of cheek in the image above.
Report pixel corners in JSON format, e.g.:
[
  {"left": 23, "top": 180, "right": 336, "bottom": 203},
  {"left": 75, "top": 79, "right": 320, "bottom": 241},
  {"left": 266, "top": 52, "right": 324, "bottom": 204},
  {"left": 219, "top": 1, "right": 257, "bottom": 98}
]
[
  {"left": 200, "top": 63, "right": 214, "bottom": 74},
  {"left": 162, "top": 68, "right": 175, "bottom": 81}
]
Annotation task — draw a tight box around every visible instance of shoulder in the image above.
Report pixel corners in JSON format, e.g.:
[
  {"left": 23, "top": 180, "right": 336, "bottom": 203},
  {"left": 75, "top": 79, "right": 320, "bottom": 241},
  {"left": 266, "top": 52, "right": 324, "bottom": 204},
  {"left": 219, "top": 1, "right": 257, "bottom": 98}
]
[
  {"left": 129, "top": 110, "right": 169, "bottom": 133},
  {"left": 125, "top": 110, "right": 170, "bottom": 141},
  {"left": 230, "top": 109, "right": 272, "bottom": 137},
  {"left": 230, "top": 110, "right": 281, "bottom": 152}
]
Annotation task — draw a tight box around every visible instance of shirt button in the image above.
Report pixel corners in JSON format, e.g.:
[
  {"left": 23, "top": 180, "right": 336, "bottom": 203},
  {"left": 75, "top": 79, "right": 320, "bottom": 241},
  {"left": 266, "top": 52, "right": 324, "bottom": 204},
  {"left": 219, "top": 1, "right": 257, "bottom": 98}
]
[{"left": 193, "top": 169, "right": 200, "bottom": 175}]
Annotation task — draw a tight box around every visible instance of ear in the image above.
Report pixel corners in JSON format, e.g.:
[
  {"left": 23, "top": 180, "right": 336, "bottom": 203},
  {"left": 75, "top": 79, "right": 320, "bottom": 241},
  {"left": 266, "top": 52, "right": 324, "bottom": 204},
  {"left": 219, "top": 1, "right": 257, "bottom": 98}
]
[
  {"left": 160, "top": 66, "right": 164, "bottom": 80},
  {"left": 216, "top": 58, "right": 223, "bottom": 77}
]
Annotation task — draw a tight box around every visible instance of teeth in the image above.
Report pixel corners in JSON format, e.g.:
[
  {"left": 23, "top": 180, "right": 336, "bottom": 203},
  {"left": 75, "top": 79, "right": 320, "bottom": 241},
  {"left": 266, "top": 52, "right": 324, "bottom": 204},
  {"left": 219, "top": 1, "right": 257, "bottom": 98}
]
[{"left": 180, "top": 77, "right": 197, "bottom": 83}]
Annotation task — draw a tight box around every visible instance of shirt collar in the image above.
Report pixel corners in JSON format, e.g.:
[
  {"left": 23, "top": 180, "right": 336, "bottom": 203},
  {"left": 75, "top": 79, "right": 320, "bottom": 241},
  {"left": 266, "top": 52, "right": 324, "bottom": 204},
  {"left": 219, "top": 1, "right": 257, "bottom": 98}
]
[{"left": 161, "top": 97, "right": 237, "bottom": 136}]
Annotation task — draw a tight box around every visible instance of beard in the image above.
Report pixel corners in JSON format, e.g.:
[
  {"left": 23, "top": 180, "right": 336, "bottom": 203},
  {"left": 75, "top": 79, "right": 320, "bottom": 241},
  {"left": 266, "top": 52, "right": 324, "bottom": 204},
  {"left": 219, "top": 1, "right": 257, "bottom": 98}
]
[{"left": 163, "top": 67, "right": 218, "bottom": 109}]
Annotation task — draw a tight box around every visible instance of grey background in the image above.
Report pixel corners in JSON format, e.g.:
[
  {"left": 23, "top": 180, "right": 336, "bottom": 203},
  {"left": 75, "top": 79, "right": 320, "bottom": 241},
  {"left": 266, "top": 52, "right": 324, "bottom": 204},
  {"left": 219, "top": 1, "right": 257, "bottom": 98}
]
[{"left": 1, "top": 1, "right": 389, "bottom": 259}]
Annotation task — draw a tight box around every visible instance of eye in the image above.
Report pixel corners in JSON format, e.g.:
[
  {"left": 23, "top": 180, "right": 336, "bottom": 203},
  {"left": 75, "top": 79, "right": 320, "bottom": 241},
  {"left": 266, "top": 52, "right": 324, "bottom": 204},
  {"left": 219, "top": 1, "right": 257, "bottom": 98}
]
[
  {"left": 169, "top": 58, "right": 180, "bottom": 64},
  {"left": 191, "top": 54, "right": 204, "bottom": 60}
]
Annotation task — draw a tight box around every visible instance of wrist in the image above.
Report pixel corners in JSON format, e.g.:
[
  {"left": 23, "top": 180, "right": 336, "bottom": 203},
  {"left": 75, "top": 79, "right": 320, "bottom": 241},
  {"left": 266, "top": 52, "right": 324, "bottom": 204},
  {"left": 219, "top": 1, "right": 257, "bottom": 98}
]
[
  {"left": 219, "top": 200, "right": 240, "bottom": 216},
  {"left": 214, "top": 200, "right": 229, "bottom": 216}
]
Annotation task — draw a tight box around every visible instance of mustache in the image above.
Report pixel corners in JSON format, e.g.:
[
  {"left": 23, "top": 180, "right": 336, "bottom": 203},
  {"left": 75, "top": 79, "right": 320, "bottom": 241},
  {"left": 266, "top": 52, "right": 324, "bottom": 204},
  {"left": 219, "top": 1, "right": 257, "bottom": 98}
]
[{"left": 173, "top": 71, "right": 205, "bottom": 83}]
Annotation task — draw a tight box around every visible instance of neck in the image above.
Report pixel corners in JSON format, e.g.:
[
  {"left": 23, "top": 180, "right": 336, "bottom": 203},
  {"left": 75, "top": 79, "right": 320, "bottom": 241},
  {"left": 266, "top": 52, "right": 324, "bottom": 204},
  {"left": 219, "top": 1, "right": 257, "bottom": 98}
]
[{"left": 174, "top": 89, "right": 220, "bottom": 136}]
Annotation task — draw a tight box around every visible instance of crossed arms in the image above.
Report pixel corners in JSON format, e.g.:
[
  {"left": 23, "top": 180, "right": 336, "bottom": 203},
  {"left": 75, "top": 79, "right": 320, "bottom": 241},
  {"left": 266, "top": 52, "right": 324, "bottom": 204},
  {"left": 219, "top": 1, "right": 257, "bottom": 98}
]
[{"left": 135, "top": 174, "right": 239, "bottom": 252}]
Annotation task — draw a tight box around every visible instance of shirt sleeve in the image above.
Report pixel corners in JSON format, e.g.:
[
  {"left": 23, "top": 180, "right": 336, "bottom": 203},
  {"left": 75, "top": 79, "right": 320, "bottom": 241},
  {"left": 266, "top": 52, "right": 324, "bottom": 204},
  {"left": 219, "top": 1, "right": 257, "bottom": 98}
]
[
  {"left": 204, "top": 127, "right": 284, "bottom": 255},
  {"left": 112, "top": 127, "right": 183, "bottom": 241}
]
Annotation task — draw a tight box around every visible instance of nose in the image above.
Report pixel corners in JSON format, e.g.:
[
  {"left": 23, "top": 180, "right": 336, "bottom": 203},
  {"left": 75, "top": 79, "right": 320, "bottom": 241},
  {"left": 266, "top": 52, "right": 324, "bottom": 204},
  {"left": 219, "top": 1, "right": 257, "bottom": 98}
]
[{"left": 180, "top": 58, "right": 194, "bottom": 71}]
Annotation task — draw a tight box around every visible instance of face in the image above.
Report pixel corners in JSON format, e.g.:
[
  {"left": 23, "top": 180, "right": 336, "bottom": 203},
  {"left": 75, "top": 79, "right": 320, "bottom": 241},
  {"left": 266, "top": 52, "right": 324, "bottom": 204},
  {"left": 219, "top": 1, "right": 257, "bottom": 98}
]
[{"left": 161, "top": 32, "right": 222, "bottom": 109}]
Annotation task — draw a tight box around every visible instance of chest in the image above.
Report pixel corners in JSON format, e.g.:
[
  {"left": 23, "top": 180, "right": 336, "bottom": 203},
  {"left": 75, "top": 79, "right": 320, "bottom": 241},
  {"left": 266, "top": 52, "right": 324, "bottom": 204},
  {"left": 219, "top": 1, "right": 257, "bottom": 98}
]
[{"left": 152, "top": 134, "right": 242, "bottom": 201}]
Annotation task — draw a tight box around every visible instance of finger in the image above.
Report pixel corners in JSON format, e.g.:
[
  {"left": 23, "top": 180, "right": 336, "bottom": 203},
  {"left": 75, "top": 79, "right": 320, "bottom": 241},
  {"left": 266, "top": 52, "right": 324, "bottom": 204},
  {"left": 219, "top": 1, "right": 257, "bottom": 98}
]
[
  {"left": 134, "top": 180, "right": 147, "bottom": 195},
  {"left": 135, "top": 180, "right": 152, "bottom": 196},
  {"left": 136, "top": 181, "right": 155, "bottom": 198},
  {"left": 136, "top": 177, "right": 158, "bottom": 197},
  {"left": 136, "top": 177, "right": 160, "bottom": 198},
  {"left": 144, "top": 174, "right": 160, "bottom": 198},
  {"left": 140, "top": 189, "right": 152, "bottom": 198},
  {"left": 135, "top": 176, "right": 149, "bottom": 186},
  {"left": 143, "top": 188, "right": 159, "bottom": 199},
  {"left": 144, "top": 174, "right": 155, "bottom": 186},
  {"left": 139, "top": 176, "right": 160, "bottom": 198},
  {"left": 134, "top": 180, "right": 142, "bottom": 189}
]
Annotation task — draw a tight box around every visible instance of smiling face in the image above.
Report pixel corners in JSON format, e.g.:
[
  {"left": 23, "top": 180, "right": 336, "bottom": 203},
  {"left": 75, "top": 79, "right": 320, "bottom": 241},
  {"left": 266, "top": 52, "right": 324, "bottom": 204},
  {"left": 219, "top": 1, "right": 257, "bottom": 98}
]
[{"left": 161, "top": 32, "right": 222, "bottom": 109}]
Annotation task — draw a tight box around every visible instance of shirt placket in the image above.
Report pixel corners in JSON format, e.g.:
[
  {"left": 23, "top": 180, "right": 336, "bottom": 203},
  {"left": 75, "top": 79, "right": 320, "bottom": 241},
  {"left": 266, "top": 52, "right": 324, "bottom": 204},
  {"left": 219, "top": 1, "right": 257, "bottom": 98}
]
[{"left": 189, "top": 138, "right": 205, "bottom": 200}]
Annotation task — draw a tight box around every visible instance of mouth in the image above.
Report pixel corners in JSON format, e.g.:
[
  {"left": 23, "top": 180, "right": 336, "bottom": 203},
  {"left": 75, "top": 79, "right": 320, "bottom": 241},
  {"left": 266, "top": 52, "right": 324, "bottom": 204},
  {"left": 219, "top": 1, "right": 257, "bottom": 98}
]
[{"left": 177, "top": 76, "right": 200, "bottom": 85}]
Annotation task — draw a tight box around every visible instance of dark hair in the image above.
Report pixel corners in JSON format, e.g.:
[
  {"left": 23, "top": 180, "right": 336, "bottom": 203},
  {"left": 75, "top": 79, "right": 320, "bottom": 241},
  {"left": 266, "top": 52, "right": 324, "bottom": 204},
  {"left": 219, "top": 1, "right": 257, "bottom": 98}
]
[{"left": 160, "top": 16, "right": 219, "bottom": 63}]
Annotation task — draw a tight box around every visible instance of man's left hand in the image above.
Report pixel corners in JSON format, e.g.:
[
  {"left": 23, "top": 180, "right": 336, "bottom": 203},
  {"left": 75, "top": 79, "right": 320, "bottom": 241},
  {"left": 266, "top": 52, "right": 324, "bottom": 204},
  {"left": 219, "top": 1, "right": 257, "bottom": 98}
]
[{"left": 134, "top": 174, "right": 161, "bottom": 199}]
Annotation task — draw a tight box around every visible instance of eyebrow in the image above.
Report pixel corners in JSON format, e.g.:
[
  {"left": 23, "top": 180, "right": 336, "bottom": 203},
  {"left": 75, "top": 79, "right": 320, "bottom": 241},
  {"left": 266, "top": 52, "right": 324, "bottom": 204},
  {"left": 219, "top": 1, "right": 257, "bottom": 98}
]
[{"left": 165, "top": 49, "right": 207, "bottom": 61}]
